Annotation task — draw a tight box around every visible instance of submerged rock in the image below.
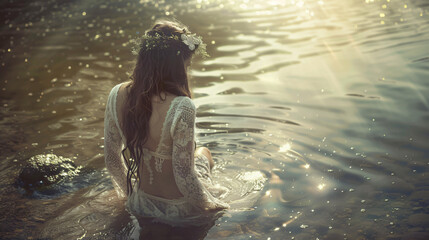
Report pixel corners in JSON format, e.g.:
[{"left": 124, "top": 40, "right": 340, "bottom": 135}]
[{"left": 16, "top": 154, "right": 81, "bottom": 190}]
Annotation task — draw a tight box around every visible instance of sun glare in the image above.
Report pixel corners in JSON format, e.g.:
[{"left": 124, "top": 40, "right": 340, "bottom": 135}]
[
  {"left": 317, "top": 183, "right": 326, "bottom": 191},
  {"left": 279, "top": 143, "right": 291, "bottom": 152}
]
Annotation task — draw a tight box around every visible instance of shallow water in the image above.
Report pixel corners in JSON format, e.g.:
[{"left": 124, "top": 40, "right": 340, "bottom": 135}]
[{"left": 1, "top": 0, "right": 429, "bottom": 239}]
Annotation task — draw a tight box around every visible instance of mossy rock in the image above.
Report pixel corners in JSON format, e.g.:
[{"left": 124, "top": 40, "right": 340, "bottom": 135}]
[{"left": 16, "top": 154, "right": 82, "bottom": 190}]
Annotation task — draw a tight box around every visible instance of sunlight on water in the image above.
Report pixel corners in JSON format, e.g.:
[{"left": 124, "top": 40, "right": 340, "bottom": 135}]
[
  {"left": 0, "top": 0, "right": 428, "bottom": 239},
  {"left": 278, "top": 143, "right": 291, "bottom": 153}
]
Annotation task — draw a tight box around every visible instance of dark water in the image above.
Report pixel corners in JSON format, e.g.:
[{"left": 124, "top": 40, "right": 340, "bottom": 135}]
[{"left": 1, "top": 0, "right": 429, "bottom": 239}]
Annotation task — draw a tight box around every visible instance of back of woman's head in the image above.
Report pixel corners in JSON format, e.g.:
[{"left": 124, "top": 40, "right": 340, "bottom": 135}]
[
  {"left": 122, "top": 19, "right": 206, "bottom": 194},
  {"left": 132, "top": 20, "right": 199, "bottom": 98}
]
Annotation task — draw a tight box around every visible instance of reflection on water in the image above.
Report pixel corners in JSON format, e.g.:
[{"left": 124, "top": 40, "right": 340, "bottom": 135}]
[{"left": 1, "top": 0, "right": 429, "bottom": 239}]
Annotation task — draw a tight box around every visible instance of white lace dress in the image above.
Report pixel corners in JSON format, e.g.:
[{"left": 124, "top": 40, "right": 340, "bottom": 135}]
[{"left": 104, "top": 83, "right": 229, "bottom": 226}]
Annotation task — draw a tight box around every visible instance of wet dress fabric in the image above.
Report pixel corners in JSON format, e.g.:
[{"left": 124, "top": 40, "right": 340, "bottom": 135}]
[{"left": 104, "top": 83, "right": 229, "bottom": 226}]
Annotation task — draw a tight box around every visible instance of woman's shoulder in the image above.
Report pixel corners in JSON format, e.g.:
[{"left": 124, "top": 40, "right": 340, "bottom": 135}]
[
  {"left": 170, "top": 96, "right": 196, "bottom": 134},
  {"left": 174, "top": 96, "right": 195, "bottom": 110},
  {"left": 107, "top": 81, "right": 129, "bottom": 98},
  {"left": 116, "top": 81, "right": 131, "bottom": 95}
]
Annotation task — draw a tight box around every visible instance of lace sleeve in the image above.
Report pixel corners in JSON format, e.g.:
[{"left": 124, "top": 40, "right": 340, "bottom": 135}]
[
  {"left": 104, "top": 87, "right": 127, "bottom": 198},
  {"left": 171, "top": 98, "right": 229, "bottom": 211}
]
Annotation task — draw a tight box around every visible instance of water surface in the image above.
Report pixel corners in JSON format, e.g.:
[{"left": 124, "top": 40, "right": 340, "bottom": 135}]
[{"left": 1, "top": 0, "right": 429, "bottom": 239}]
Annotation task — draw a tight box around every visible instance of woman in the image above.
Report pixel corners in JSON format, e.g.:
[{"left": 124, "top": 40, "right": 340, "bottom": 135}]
[{"left": 103, "top": 20, "right": 229, "bottom": 227}]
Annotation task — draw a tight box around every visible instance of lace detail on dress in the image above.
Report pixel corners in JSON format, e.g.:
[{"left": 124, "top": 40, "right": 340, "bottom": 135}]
[
  {"left": 104, "top": 84, "right": 127, "bottom": 198},
  {"left": 104, "top": 84, "right": 229, "bottom": 222},
  {"left": 171, "top": 98, "right": 229, "bottom": 211},
  {"left": 142, "top": 150, "right": 154, "bottom": 184},
  {"left": 155, "top": 157, "right": 164, "bottom": 173},
  {"left": 142, "top": 148, "right": 171, "bottom": 184}
]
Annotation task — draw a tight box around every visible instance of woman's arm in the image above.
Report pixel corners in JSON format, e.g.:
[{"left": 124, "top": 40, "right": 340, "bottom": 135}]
[
  {"left": 171, "top": 97, "right": 229, "bottom": 211},
  {"left": 104, "top": 87, "right": 128, "bottom": 198}
]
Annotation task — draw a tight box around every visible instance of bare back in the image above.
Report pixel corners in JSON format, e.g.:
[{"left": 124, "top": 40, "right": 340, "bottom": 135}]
[{"left": 116, "top": 82, "right": 183, "bottom": 199}]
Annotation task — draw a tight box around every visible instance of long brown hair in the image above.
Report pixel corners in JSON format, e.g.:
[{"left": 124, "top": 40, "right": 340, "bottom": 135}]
[{"left": 122, "top": 20, "right": 198, "bottom": 195}]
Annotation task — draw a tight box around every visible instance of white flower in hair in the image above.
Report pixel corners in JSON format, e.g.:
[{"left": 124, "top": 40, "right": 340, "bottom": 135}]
[{"left": 181, "top": 33, "right": 202, "bottom": 51}]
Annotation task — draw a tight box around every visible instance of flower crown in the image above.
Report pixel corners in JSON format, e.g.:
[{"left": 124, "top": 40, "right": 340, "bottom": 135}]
[{"left": 131, "top": 31, "right": 209, "bottom": 58}]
